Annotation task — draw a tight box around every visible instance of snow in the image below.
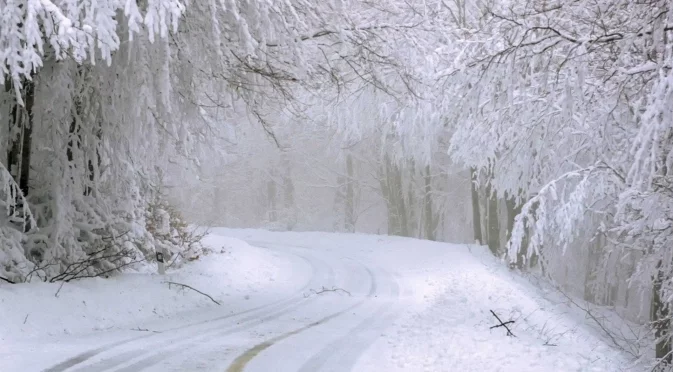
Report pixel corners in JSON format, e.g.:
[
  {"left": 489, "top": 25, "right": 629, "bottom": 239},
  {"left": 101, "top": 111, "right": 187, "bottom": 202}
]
[
  {"left": 0, "top": 235, "right": 305, "bottom": 371},
  {"left": 1, "top": 229, "right": 631, "bottom": 371},
  {"left": 218, "top": 228, "right": 631, "bottom": 371},
  {"left": 355, "top": 256, "right": 625, "bottom": 371}
]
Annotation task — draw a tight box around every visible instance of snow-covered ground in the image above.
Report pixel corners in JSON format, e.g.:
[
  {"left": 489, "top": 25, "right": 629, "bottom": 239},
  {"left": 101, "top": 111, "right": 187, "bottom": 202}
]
[{"left": 1, "top": 229, "right": 632, "bottom": 371}]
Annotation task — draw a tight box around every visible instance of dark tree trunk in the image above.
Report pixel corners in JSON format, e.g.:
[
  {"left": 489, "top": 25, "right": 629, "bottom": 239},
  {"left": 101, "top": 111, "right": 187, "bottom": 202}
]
[
  {"left": 66, "top": 113, "right": 77, "bottom": 163},
  {"left": 85, "top": 156, "right": 96, "bottom": 196},
  {"left": 485, "top": 183, "right": 500, "bottom": 256},
  {"left": 505, "top": 194, "right": 520, "bottom": 242},
  {"left": 67, "top": 102, "right": 91, "bottom": 196},
  {"left": 19, "top": 81, "right": 33, "bottom": 198},
  {"left": 653, "top": 262, "right": 672, "bottom": 367},
  {"left": 5, "top": 79, "right": 34, "bottom": 232},
  {"left": 7, "top": 98, "right": 19, "bottom": 179}
]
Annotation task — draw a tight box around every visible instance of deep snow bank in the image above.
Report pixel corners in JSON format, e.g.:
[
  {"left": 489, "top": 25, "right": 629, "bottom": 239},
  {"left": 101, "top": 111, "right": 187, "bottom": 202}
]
[{"left": 0, "top": 235, "right": 296, "bottom": 342}]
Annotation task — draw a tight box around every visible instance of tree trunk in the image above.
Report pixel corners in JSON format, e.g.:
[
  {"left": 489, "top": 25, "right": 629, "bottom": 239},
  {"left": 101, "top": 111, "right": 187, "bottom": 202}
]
[
  {"left": 583, "top": 234, "right": 601, "bottom": 303},
  {"left": 505, "top": 194, "right": 520, "bottom": 242},
  {"left": 345, "top": 154, "right": 355, "bottom": 232},
  {"left": 407, "top": 161, "right": 416, "bottom": 237},
  {"left": 19, "top": 81, "right": 33, "bottom": 198},
  {"left": 485, "top": 183, "right": 500, "bottom": 256},
  {"left": 381, "top": 156, "right": 409, "bottom": 237},
  {"left": 652, "top": 261, "right": 672, "bottom": 366},
  {"left": 267, "top": 176, "right": 277, "bottom": 223},
  {"left": 7, "top": 98, "right": 19, "bottom": 180},
  {"left": 6, "top": 79, "right": 34, "bottom": 232},
  {"left": 523, "top": 200, "right": 541, "bottom": 271},
  {"left": 470, "top": 167, "right": 482, "bottom": 244},
  {"left": 423, "top": 165, "right": 436, "bottom": 241},
  {"left": 393, "top": 161, "right": 409, "bottom": 237},
  {"left": 334, "top": 174, "right": 346, "bottom": 231},
  {"left": 7, "top": 81, "right": 34, "bottom": 197},
  {"left": 517, "top": 222, "right": 530, "bottom": 270},
  {"left": 282, "top": 162, "right": 295, "bottom": 230},
  {"left": 377, "top": 166, "right": 392, "bottom": 234},
  {"left": 381, "top": 156, "right": 396, "bottom": 235}
]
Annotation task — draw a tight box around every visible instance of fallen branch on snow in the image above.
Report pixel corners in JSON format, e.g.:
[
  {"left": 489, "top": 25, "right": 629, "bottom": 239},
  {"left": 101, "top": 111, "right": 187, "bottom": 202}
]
[
  {"left": 490, "top": 310, "right": 516, "bottom": 337},
  {"left": 166, "top": 281, "right": 220, "bottom": 305},
  {"left": 555, "top": 286, "right": 640, "bottom": 357},
  {"left": 54, "top": 281, "right": 65, "bottom": 297},
  {"left": 0, "top": 276, "right": 15, "bottom": 284},
  {"left": 131, "top": 327, "right": 161, "bottom": 333},
  {"left": 304, "top": 286, "right": 351, "bottom": 298}
]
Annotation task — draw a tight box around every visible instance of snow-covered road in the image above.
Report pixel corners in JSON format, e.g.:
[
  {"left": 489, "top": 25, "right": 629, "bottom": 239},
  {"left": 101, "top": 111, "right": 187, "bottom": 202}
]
[
  {"left": 41, "top": 242, "right": 400, "bottom": 371},
  {"left": 2, "top": 229, "right": 631, "bottom": 371}
]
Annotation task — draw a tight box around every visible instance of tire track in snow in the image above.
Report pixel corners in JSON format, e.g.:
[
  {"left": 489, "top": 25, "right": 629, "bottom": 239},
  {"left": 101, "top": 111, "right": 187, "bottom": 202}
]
[
  {"left": 45, "top": 297, "right": 290, "bottom": 372},
  {"left": 43, "top": 246, "right": 328, "bottom": 372},
  {"left": 158, "top": 247, "right": 374, "bottom": 372},
  {"left": 225, "top": 266, "right": 380, "bottom": 372},
  {"left": 114, "top": 256, "right": 371, "bottom": 372},
  {"left": 71, "top": 247, "right": 337, "bottom": 372},
  {"left": 296, "top": 270, "right": 401, "bottom": 372}
]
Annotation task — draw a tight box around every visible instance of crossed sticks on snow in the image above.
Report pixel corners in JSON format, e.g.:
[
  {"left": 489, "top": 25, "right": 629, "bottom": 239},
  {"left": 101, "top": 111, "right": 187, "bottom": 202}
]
[{"left": 489, "top": 309, "right": 516, "bottom": 337}]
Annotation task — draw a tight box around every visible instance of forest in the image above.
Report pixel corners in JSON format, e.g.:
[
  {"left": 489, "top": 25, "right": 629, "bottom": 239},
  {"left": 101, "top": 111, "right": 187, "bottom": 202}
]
[{"left": 2, "top": 0, "right": 673, "bottom": 369}]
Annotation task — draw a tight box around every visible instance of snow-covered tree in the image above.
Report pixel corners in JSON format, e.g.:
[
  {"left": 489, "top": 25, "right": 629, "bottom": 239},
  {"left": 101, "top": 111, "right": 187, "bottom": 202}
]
[
  {"left": 440, "top": 0, "right": 673, "bottom": 366},
  {"left": 1, "top": 0, "right": 462, "bottom": 282}
]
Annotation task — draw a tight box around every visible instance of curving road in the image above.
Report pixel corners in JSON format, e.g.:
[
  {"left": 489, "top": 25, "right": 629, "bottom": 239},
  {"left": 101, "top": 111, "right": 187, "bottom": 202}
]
[{"left": 42, "top": 241, "right": 402, "bottom": 372}]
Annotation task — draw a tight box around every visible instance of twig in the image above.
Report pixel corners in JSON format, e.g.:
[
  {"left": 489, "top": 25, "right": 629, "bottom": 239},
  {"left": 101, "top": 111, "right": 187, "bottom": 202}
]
[
  {"left": 23, "top": 314, "right": 29, "bottom": 324},
  {"left": 489, "top": 320, "right": 515, "bottom": 329},
  {"left": 556, "top": 287, "right": 633, "bottom": 355},
  {"left": 490, "top": 310, "right": 516, "bottom": 337},
  {"left": 303, "top": 286, "right": 352, "bottom": 298},
  {"left": 652, "top": 349, "right": 673, "bottom": 371},
  {"left": 166, "top": 281, "right": 220, "bottom": 305},
  {"left": 166, "top": 252, "right": 183, "bottom": 270},
  {"left": 54, "top": 281, "right": 65, "bottom": 298},
  {"left": 0, "top": 276, "right": 15, "bottom": 284},
  {"left": 131, "top": 327, "right": 161, "bottom": 333}
]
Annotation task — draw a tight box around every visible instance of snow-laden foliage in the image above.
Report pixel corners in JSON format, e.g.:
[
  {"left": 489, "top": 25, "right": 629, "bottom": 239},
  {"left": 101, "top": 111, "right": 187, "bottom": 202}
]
[
  {"left": 437, "top": 0, "right": 673, "bottom": 366},
  {"left": 0, "top": 0, "right": 184, "bottom": 85},
  {"left": 0, "top": 0, "right": 455, "bottom": 282},
  {"left": 4, "top": 0, "right": 672, "bottom": 367}
]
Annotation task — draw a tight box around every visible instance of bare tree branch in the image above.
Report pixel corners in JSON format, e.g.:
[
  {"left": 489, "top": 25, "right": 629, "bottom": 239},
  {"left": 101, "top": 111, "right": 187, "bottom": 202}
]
[{"left": 166, "top": 281, "right": 221, "bottom": 305}]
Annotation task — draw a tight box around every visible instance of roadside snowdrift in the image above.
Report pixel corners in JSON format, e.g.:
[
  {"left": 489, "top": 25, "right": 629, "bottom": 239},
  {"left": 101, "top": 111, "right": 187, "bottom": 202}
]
[{"left": 0, "top": 235, "right": 296, "bottom": 342}]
